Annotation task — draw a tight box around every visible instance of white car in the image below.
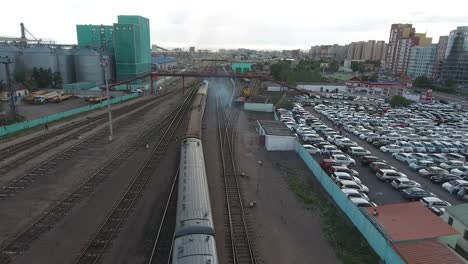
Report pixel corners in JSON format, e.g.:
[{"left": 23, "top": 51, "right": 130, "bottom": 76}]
[
  {"left": 409, "top": 160, "right": 436, "bottom": 171},
  {"left": 440, "top": 160, "right": 466, "bottom": 170},
  {"left": 391, "top": 178, "right": 421, "bottom": 190},
  {"left": 442, "top": 180, "right": 468, "bottom": 194},
  {"left": 331, "top": 154, "right": 356, "bottom": 167},
  {"left": 419, "top": 167, "right": 449, "bottom": 177},
  {"left": 398, "top": 141, "right": 414, "bottom": 153},
  {"left": 383, "top": 133, "right": 401, "bottom": 141},
  {"left": 376, "top": 169, "right": 407, "bottom": 182},
  {"left": 451, "top": 166, "right": 468, "bottom": 177},
  {"left": 392, "top": 153, "right": 417, "bottom": 164},
  {"left": 348, "top": 147, "right": 371, "bottom": 156},
  {"left": 420, "top": 197, "right": 451, "bottom": 210},
  {"left": 322, "top": 145, "right": 339, "bottom": 155},
  {"left": 349, "top": 197, "right": 377, "bottom": 207},
  {"left": 331, "top": 172, "right": 361, "bottom": 184},
  {"left": 380, "top": 144, "right": 404, "bottom": 153},
  {"left": 336, "top": 180, "right": 369, "bottom": 193},
  {"left": 303, "top": 144, "right": 322, "bottom": 154},
  {"left": 411, "top": 142, "right": 427, "bottom": 152},
  {"left": 341, "top": 189, "right": 369, "bottom": 201}
]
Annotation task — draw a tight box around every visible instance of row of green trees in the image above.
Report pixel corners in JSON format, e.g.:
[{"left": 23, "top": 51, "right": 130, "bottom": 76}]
[
  {"left": 413, "top": 76, "right": 456, "bottom": 94},
  {"left": 11, "top": 63, "right": 62, "bottom": 90},
  {"left": 270, "top": 60, "right": 328, "bottom": 83}
]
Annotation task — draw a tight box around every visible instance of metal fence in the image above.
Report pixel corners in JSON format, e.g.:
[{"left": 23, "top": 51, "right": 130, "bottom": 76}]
[
  {"left": 296, "top": 144, "right": 405, "bottom": 264},
  {"left": 0, "top": 93, "right": 138, "bottom": 137}
]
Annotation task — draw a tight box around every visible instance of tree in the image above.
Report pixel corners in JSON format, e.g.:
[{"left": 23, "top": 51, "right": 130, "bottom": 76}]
[
  {"left": 445, "top": 78, "right": 456, "bottom": 88},
  {"left": 413, "top": 76, "right": 434, "bottom": 88},
  {"left": 389, "top": 95, "right": 411, "bottom": 107},
  {"left": 368, "top": 74, "right": 378, "bottom": 82},
  {"left": 270, "top": 60, "right": 291, "bottom": 81},
  {"left": 350, "top": 61, "right": 364, "bottom": 73},
  {"left": 31, "top": 67, "right": 55, "bottom": 88},
  {"left": 275, "top": 98, "right": 294, "bottom": 110},
  {"left": 329, "top": 60, "right": 339, "bottom": 72}
]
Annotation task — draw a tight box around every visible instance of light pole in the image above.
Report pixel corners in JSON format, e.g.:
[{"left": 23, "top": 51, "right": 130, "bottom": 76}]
[
  {"left": 0, "top": 56, "right": 16, "bottom": 121},
  {"left": 101, "top": 56, "right": 113, "bottom": 141}
]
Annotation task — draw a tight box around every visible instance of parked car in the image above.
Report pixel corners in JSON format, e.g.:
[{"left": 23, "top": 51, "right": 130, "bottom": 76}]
[
  {"left": 430, "top": 174, "right": 462, "bottom": 185},
  {"left": 456, "top": 187, "right": 468, "bottom": 201},
  {"left": 303, "top": 144, "right": 322, "bottom": 154},
  {"left": 420, "top": 197, "right": 451, "bottom": 216},
  {"left": 347, "top": 147, "right": 371, "bottom": 156},
  {"left": 322, "top": 145, "right": 339, "bottom": 155},
  {"left": 400, "top": 187, "right": 434, "bottom": 201},
  {"left": 331, "top": 172, "right": 361, "bottom": 184},
  {"left": 419, "top": 167, "right": 449, "bottom": 178},
  {"left": 392, "top": 153, "right": 417, "bottom": 164},
  {"left": 336, "top": 180, "right": 369, "bottom": 193},
  {"left": 391, "top": 178, "right": 421, "bottom": 190},
  {"left": 320, "top": 159, "right": 338, "bottom": 170},
  {"left": 409, "top": 160, "right": 436, "bottom": 171},
  {"left": 376, "top": 169, "right": 407, "bottom": 182},
  {"left": 349, "top": 197, "right": 377, "bottom": 207},
  {"left": 439, "top": 160, "right": 465, "bottom": 170},
  {"left": 370, "top": 162, "right": 396, "bottom": 173},
  {"left": 380, "top": 144, "right": 404, "bottom": 153},
  {"left": 331, "top": 154, "right": 356, "bottom": 167},
  {"left": 442, "top": 180, "right": 468, "bottom": 194},
  {"left": 360, "top": 156, "right": 383, "bottom": 166},
  {"left": 341, "top": 188, "right": 369, "bottom": 201},
  {"left": 328, "top": 166, "right": 360, "bottom": 177},
  {"left": 451, "top": 166, "right": 468, "bottom": 177}
]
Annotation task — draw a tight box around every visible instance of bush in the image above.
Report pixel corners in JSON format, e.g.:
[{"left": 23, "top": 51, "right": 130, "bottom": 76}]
[{"left": 389, "top": 95, "right": 411, "bottom": 107}]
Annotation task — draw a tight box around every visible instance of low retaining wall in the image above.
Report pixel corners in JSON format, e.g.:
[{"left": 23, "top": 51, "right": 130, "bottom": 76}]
[
  {"left": 0, "top": 93, "right": 139, "bottom": 137},
  {"left": 244, "top": 103, "right": 274, "bottom": 112},
  {"left": 295, "top": 144, "right": 405, "bottom": 264}
]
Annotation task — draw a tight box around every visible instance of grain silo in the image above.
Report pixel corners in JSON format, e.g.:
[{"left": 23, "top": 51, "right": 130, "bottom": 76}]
[
  {"left": 0, "top": 43, "right": 19, "bottom": 83},
  {"left": 21, "top": 45, "right": 57, "bottom": 72},
  {"left": 73, "top": 47, "right": 104, "bottom": 85},
  {"left": 55, "top": 48, "right": 74, "bottom": 84}
]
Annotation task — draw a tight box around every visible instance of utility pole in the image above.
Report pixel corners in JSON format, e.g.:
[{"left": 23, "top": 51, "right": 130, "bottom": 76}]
[
  {"left": 0, "top": 56, "right": 16, "bottom": 121},
  {"left": 101, "top": 56, "right": 113, "bottom": 141}
]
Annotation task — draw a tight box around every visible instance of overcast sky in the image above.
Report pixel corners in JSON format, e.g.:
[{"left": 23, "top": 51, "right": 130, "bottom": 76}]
[{"left": 1, "top": 0, "right": 467, "bottom": 50}]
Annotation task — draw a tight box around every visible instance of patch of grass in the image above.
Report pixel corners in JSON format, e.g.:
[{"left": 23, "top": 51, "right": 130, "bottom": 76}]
[{"left": 277, "top": 162, "right": 379, "bottom": 264}]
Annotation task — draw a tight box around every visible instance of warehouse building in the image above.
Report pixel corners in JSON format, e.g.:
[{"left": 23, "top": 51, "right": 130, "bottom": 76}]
[
  {"left": 257, "top": 120, "right": 297, "bottom": 151},
  {"left": 442, "top": 203, "right": 468, "bottom": 256},
  {"left": 152, "top": 56, "right": 177, "bottom": 70}
]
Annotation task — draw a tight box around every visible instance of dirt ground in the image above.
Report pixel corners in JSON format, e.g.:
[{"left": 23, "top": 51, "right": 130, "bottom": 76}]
[
  {"left": 203, "top": 84, "right": 340, "bottom": 263},
  {"left": 234, "top": 110, "right": 341, "bottom": 264},
  {"left": 2, "top": 97, "right": 88, "bottom": 120}
]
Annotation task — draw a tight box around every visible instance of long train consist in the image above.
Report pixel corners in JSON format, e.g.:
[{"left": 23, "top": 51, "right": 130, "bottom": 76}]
[{"left": 173, "top": 81, "right": 219, "bottom": 264}]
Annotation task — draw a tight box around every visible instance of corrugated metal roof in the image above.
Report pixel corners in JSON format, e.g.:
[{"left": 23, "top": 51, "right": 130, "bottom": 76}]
[
  {"left": 365, "top": 202, "right": 459, "bottom": 242},
  {"left": 393, "top": 239, "right": 465, "bottom": 264},
  {"left": 445, "top": 203, "right": 468, "bottom": 225},
  {"left": 151, "top": 56, "right": 176, "bottom": 64},
  {"left": 258, "top": 120, "right": 295, "bottom": 137}
]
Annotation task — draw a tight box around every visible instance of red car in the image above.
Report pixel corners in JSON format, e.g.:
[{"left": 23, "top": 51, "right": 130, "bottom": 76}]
[{"left": 320, "top": 159, "right": 337, "bottom": 170}]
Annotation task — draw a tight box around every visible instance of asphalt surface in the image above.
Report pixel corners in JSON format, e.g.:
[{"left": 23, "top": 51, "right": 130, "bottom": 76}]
[{"left": 306, "top": 106, "right": 464, "bottom": 206}]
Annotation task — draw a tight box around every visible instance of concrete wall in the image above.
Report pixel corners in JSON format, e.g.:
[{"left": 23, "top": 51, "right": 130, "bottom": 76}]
[
  {"left": 265, "top": 135, "right": 297, "bottom": 151},
  {"left": 442, "top": 212, "right": 468, "bottom": 252},
  {"left": 267, "top": 86, "right": 288, "bottom": 92},
  {"left": 297, "top": 84, "right": 347, "bottom": 92},
  {"left": 244, "top": 103, "right": 274, "bottom": 112}
]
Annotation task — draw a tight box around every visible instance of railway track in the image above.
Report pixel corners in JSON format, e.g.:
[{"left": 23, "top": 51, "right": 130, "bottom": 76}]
[
  {"left": 0, "top": 79, "right": 189, "bottom": 169},
  {"left": 146, "top": 170, "right": 178, "bottom": 264},
  {"left": 216, "top": 91, "right": 257, "bottom": 264},
  {"left": 0, "top": 90, "right": 180, "bottom": 176},
  {"left": 0, "top": 84, "right": 200, "bottom": 264},
  {"left": 0, "top": 85, "right": 194, "bottom": 199},
  {"left": 74, "top": 88, "right": 198, "bottom": 264}
]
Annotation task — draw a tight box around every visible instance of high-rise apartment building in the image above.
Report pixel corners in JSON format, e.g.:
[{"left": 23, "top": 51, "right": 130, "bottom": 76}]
[
  {"left": 414, "top": 33, "right": 432, "bottom": 46},
  {"left": 441, "top": 26, "right": 468, "bottom": 87},
  {"left": 363, "top": 40, "right": 375, "bottom": 60},
  {"left": 309, "top": 44, "right": 347, "bottom": 61},
  {"left": 432, "top": 36, "right": 449, "bottom": 80},
  {"left": 113, "top": 15, "right": 151, "bottom": 81},
  {"left": 385, "top": 23, "right": 416, "bottom": 75},
  {"left": 407, "top": 44, "right": 437, "bottom": 79},
  {"left": 372, "top": 41, "right": 386, "bottom": 61},
  {"left": 353, "top": 41, "right": 365, "bottom": 60}
]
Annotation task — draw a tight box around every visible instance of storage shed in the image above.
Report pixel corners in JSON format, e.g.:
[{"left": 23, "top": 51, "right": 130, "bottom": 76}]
[
  {"left": 244, "top": 96, "right": 274, "bottom": 112},
  {"left": 257, "top": 120, "right": 296, "bottom": 151}
]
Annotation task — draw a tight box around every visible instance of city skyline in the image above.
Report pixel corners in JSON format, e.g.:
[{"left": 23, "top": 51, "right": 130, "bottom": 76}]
[{"left": 1, "top": 0, "right": 468, "bottom": 50}]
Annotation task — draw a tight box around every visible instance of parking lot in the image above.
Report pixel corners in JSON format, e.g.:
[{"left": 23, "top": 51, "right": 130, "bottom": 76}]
[{"left": 278, "top": 96, "right": 468, "bottom": 214}]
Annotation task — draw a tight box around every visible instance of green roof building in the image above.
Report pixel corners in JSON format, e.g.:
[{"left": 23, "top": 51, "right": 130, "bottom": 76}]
[{"left": 113, "top": 15, "right": 151, "bottom": 81}]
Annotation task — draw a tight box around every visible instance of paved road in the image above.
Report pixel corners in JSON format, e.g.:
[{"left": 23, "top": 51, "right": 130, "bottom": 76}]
[{"left": 306, "top": 107, "right": 464, "bottom": 206}]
